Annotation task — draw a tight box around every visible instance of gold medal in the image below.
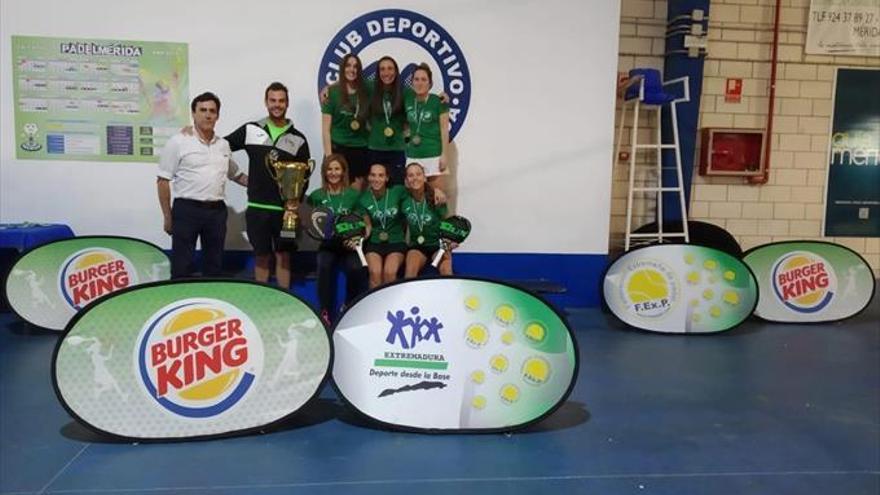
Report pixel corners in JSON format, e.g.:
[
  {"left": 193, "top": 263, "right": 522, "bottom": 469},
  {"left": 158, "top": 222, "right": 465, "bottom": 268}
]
[
  {"left": 350, "top": 119, "right": 360, "bottom": 131},
  {"left": 383, "top": 126, "right": 394, "bottom": 138},
  {"left": 379, "top": 232, "right": 389, "bottom": 242},
  {"left": 417, "top": 235, "right": 425, "bottom": 245},
  {"left": 412, "top": 135, "right": 421, "bottom": 146}
]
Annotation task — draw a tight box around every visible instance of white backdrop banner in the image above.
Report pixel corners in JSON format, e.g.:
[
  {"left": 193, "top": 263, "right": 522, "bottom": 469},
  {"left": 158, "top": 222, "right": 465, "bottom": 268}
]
[{"left": 0, "top": 0, "right": 619, "bottom": 255}]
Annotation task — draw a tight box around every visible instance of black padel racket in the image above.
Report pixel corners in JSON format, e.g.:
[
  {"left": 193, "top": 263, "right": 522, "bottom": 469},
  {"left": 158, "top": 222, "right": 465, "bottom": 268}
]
[
  {"left": 432, "top": 215, "right": 471, "bottom": 267},
  {"left": 334, "top": 213, "right": 368, "bottom": 267}
]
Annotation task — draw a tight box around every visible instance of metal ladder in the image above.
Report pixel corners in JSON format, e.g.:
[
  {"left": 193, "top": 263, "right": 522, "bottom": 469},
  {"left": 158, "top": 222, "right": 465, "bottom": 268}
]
[{"left": 615, "top": 71, "right": 691, "bottom": 251}]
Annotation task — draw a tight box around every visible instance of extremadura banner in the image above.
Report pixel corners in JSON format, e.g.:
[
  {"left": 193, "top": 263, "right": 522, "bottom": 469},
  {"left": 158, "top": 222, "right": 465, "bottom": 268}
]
[{"left": 332, "top": 277, "right": 578, "bottom": 432}]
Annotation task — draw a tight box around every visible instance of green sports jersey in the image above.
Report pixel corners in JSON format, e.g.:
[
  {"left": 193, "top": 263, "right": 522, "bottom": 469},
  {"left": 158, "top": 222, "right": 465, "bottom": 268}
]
[
  {"left": 322, "top": 85, "right": 369, "bottom": 148},
  {"left": 404, "top": 90, "right": 448, "bottom": 159},
  {"left": 367, "top": 86, "right": 406, "bottom": 151},
  {"left": 356, "top": 185, "right": 407, "bottom": 243},
  {"left": 266, "top": 121, "right": 291, "bottom": 142},
  {"left": 307, "top": 187, "right": 362, "bottom": 216},
  {"left": 401, "top": 193, "right": 448, "bottom": 247}
]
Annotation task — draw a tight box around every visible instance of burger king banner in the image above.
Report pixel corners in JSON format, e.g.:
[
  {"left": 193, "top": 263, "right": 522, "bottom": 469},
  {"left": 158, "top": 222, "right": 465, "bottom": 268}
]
[
  {"left": 332, "top": 277, "right": 578, "bottom": 432},
  {"left": 603, "top": 245, "right": 758, "bottom": 334},
  {"left": 743, "top": 241, "right": 875, "bottom": 323},
  {"left": 53, "top": 280, "right": 331, "bottom": 441},
  {"left": 4, "top": 236, "right": 170, "bottom": 331}
]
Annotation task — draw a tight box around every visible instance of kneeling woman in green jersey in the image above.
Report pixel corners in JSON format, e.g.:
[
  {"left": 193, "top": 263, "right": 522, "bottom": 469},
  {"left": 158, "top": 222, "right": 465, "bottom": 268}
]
[
  {"left": 358, "top": 163, "right": 408, "bottom": 289},
  {"left": 403, "top": 162, "right": 453, "bottom": 277},
  {"left": 307, "top": 154, "right": 366, "bottom": 324}
]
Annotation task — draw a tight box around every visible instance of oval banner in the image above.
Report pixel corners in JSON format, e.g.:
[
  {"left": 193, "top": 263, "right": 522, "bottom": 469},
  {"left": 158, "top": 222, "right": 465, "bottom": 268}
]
[
  {"left": 603, "top": 245, "right": 758, "bottom": 334},
  {"left": 53, "top": 280, "right": 331, "bottom": 441},
  {"left": 743, "top": 241, "right": 875, "bottom": 323},
  {"left": 332, "top": 277, "right": 578, "bottom": 433},
  {"left": 5, "top": 236, "right": 170, "bottom": 331}
]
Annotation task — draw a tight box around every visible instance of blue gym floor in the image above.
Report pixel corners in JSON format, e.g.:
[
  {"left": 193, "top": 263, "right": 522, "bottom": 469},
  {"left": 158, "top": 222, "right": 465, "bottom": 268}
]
[{"left": 1, "top": 286, "right": 878, "bottom": 495}]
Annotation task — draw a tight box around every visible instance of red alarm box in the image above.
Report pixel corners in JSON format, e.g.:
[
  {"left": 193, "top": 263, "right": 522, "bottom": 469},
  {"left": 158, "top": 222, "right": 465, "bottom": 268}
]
[{"left": 699, "top": 128, "right": 765, "bottom": 176}]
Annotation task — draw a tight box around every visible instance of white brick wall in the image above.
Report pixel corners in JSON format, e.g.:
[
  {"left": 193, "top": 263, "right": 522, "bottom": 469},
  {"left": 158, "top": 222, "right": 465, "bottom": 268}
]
[{"left": 610, "top": 0, "right": 879, "bottom": 275}]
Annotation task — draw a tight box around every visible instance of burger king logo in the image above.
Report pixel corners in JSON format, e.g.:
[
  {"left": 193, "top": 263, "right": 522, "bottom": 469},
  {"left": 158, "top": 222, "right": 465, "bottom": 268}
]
[
  {"left": 621, "top": 260, "right": 678, "bottom": 317},
  {"left": 772, "top": 252, "right": 836, "bottom": 313},
  {"left": 136, "top": 299, "right": 264, "bottom": 418},
  {"left": 60, "top": 249, "right": 138, "bottom": 310}
]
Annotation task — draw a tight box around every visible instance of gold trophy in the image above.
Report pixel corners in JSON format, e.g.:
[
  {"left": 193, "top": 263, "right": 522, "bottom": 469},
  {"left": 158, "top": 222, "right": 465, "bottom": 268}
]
[{"left": 265, "top": 150, "right": 315, "bottom": 239}]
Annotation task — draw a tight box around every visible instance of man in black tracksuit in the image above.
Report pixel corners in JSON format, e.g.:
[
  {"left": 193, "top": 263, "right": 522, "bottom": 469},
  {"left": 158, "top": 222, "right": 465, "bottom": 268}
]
[{"left": 225, "top": 82, "right": 311, "bottom": 289}]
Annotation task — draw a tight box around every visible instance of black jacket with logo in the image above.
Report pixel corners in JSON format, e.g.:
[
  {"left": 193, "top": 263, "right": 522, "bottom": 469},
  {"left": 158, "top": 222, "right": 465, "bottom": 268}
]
[{"left": 225, "top": 118, "right": 311, "bottom": 206}]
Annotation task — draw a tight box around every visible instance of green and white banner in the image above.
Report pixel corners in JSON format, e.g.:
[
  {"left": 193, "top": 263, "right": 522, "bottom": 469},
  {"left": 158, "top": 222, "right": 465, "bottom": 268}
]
[
  {"left": 332, "top": 278, "right": 578, "bottom": 432},
  {"left": 5, "top": 236, "right": 170, "bottom": 330},
  {"left": 743, "top": 241, "right": 875, "bottom": 323},
  {"left": 603, "top": 245, "right": 758, "bottom": 334},
  {"left": 53, "top": 280, "right": 330, "bottom": 441},
  {"left": 12, "top": 35, "right": 189, "bottom": 162}
]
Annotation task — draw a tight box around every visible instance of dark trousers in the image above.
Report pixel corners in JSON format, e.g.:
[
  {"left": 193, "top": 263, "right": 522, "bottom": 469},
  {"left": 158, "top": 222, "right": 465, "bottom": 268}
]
[
  {"left": 367, "top": 149, "right": 407, "bottom": 185},
  {"left": 171, "top": 198, "right": 227, "bottom": 279},
  {"left": 316, "top": 243, "right": 366, "bottom": 319}
]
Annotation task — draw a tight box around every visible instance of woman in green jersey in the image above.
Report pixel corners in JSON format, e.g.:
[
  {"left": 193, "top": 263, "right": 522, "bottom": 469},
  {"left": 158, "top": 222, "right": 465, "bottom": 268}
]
[
  {"left": 403, "top": 162, "right": 452, "bottom": 277},
  {"left": 358, "top": 163, "right": 408, "bottom": 289},
  {"left": 321, "top": 54, "right": 370, "bottom": 190},
  {"left": 367, "top": 56, "right": 407, "bottom": 186},
  {"left": 307, "top": 154, "right": 366, "bottom": 324},
  {"left": 404, "top": 64, "right": 450, "bottom": 190}
]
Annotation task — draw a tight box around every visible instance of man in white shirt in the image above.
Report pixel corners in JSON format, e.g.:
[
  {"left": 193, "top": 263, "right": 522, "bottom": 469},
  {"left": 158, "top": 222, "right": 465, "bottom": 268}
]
[{"left": 157, "top": 92, "right": 248, "bottom": 278}]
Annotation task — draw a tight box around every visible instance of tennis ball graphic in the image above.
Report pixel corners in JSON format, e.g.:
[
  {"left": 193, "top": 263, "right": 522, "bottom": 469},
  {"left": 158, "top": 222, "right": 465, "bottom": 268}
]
[
  {"left": 499, "top": 384, "right": 520, "bottom": 405},
  {"left": 494, "top": 304, "right": 516, "bottom": 326},
  {"left": 490, "top": 354, "right": 509, "bottom": 374},
  {"left": 521, "top": 356, "right": 551, "bottom": 386},
  {"left": 627, "top": 269, "right": 669, "bottom": 302},
  {"left": 523, "top": 322, "right": 546, "bottom": 344},
  {"left": 465, "top": 323, "right": 489, "bottom": 349}
]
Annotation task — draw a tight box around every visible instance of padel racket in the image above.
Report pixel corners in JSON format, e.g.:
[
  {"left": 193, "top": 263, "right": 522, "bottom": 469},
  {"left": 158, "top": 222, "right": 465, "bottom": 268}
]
[
  {"left": 432, "top": 215, "right": 471, "bottom": 267},
  {"left": 334, "top": 213, "right": 368, "bottom": 267},
  {"left": 306, "top": 206, "right": 335, "bottom": 241}
]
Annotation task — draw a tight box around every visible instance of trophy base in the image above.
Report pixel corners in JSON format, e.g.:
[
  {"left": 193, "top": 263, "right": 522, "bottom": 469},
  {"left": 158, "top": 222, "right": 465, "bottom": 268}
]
[{"left": 280, "top": 230, "right": 297, "bottom": 239}]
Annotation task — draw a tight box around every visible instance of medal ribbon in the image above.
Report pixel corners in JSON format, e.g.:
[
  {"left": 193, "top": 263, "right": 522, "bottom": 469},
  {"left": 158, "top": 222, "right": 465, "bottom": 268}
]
[
  {"left": 413, "top": 96, "right": 427, "bottom": 138},
  {"left": 371, "top": 190, "right": 390, "bottom": 232},
  {"left": 414, "top": 197, "right": 427, "bottom": 233},
  {"left": 383, "top": 93, "right": 391, "bottom": 126},
  {"left": 349, "top": 90, "right": 360, "bottom": 120}
]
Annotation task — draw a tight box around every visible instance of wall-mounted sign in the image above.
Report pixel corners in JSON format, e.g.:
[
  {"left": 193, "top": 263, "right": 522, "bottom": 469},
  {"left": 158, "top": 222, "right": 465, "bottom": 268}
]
[
  {"left": 332, "top": 277, "right": 578, "bottom": 432},
  {"left": 725, "top": 78, "right": 742, "bottom": 103},
  {"left": 603, "top": 245, "right": 758, "bottom": 334},
  {"left": 824, "top": 68, "right": 880, "bottom": 237},
  {"left": 53, "top": 280, "right": 331, "bottom": 441},
  {"left": 5, "top": 236, "right": 170, "bottom": 330},
  {"left": 806, "top": 0, "right": 880, "bottom": 57},
  {"left": 743, "top": 241, "right": 875, "bottom": 323},
  {"left": 12, "top": 35, "right": 190, "bottom": 162}
]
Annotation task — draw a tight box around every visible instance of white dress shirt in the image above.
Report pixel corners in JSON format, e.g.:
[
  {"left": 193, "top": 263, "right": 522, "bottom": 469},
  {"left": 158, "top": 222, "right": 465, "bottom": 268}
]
[{"left": 158, "top": 133, "right": 240, "bottom": 201}]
